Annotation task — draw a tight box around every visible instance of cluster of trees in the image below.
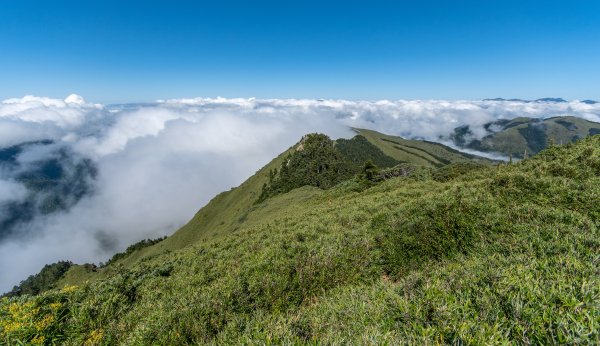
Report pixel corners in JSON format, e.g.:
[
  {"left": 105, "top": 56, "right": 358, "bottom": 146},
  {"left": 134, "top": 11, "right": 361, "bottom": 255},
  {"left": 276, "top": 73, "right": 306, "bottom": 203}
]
[
  {"left": 257, "top": 134, "right": 402, "bottom": 203},
  {"left": 257, "top": 134, "right": 352, "bottom": 203},
  {"left": 101, "top": 236, "right": 167, "bottom": 267},
  {"left": 3, "top": 261, "right": 73, "bottom": 297},
  {"left": 1, "top": 236, "right": 168, "bottom": 297}
]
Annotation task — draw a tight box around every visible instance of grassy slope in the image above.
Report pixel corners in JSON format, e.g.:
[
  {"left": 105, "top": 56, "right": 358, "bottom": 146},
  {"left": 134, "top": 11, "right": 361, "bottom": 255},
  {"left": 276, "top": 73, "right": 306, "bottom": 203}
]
[
  {"left": 3, "top": 136, "right": 599, "bottom": 344},
  {"left": 58, "top": 147, "right": 296, "bottom": 286},
  {"left": 59, "top": 129, "right": 489, "bottom": 286},
  {"left": 356, "top": 128, "right": 491, "bottom": 167},
  {"left": 478, "top": 116, "right": 600, "bottom": 157},
  {"left": 163, "top": 149, "right": 293, "bottom": 246}
]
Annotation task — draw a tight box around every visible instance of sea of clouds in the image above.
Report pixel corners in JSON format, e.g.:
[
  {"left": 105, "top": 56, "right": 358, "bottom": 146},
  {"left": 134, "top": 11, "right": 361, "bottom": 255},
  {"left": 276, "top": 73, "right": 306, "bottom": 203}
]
[{"left": 1, "top": 94, "right": 599, "bottom": 292}]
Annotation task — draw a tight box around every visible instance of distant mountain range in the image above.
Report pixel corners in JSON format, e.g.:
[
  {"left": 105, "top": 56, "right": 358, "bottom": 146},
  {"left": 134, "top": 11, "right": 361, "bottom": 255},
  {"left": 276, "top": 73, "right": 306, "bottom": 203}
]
[
  {"left": 449, "top": 116, "right": 600, "bottom": 158},
  {"left": 482, "top": 97, "right": 598, "bottom": 104}
]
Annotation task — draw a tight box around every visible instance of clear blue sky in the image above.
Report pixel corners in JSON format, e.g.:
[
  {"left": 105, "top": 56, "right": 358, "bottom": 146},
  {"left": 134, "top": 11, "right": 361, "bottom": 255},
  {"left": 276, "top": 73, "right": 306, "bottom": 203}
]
[{"left": 1, "top": 0, "right": 599, "bottom": 103}]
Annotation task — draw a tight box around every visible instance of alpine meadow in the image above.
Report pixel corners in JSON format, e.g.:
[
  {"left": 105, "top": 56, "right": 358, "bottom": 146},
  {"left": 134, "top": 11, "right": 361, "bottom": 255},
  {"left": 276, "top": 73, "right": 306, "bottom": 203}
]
[
  {"left": 2, "top": 129, "right": 600, "bottom": 344},
  {"left": 2, "top": 1, "right": 600, "bottom": 345}
]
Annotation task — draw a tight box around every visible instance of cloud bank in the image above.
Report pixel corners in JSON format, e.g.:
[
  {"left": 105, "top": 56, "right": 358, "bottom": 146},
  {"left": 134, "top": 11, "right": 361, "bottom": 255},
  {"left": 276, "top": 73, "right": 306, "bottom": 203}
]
[{"left": 1, "top": 95, "right": 599, "bottom": 292}]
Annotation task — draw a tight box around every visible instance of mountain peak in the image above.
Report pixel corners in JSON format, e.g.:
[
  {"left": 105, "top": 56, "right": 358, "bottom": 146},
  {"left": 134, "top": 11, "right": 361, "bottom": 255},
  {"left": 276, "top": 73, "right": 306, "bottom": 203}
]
[
  {"left": 482, "top": 97, "right": 570, "bottom": 103},
  {"left": 534, "top": 97, "right": 567, "bottom": 103}
]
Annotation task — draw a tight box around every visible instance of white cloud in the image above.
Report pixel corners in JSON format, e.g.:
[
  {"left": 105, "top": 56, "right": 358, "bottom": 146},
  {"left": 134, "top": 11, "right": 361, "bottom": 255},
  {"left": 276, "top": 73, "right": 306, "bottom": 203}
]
[
  {"left": 0, "top": 94, "right": 104, "bottom": 148},
  {"left": 0, "top": 180, "right": 27, "bottom": 204},
  {"left": 1, "top": 95, "right": 599, "bottom": 292},
  {"left": 0, "top": 94, "right": 101, "bottom": 125},
  {"left": 160, "top": 97, "right": 600, "bottom": 140}
]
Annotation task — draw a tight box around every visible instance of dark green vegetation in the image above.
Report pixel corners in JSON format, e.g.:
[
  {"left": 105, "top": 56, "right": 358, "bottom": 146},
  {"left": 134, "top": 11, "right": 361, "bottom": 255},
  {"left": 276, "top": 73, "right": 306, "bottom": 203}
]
[
  {"left": 2, "top": 261, "right": 73, "bottom": 298},
  {"left": 2, "top": 131, "right": 599, "bottom": 344},
  {"left": 101, "top": 236, "right": 167, "bottom": 267},
  {"left": 257, "top": 134, "right": 356, "bottom": 202},
  {"left": 257, "top": 134, "right": 400, "bottom": 202},
  {"left": 335, "top": 134, "right": 399, "bottom": 168},
  {"left": 0, "top": 141, "right": 97, "bottom": 240},
  {"left": 257, "top": 130, "right": 492, "bottom": 203},
  {"left": 450, "top": 115, "right": 600, "bottom": 158}
]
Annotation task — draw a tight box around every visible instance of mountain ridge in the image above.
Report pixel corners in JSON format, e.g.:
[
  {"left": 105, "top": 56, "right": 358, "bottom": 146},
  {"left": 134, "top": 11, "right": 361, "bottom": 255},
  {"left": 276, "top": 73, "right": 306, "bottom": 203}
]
[
  {"left": 450, "top": 115, "right": 600, "bottom": 158},
  {"left": 2, "top": 129, "right": 599, "bottom": 345},
  {"left": 44, "top": 128, "right": 493, "bottom": 287},
  {"left": 480, "top": 97, "right": 593, "bottom": 103}
]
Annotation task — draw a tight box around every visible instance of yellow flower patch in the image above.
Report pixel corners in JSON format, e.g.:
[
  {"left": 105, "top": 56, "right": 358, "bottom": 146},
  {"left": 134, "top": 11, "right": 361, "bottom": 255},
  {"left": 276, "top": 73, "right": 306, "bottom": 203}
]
[
  {"left": 31, "top": 334, "right": 46, "bottom": 345},
  {"left": 85, "top": 329, "right": 104, "bottom": 345},
  {"left": 1, "top": 297, "right": 63, "bottom": 343},
  {"left": 60, "top": 285, "right": 79, "bottom": 293}
]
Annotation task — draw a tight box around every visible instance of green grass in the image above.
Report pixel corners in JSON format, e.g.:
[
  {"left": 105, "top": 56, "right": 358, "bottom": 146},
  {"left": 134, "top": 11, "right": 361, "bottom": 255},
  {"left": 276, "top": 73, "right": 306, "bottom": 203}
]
[
  {"left": 468, "top": 116, "right": 600, "bottom": 158},
  {"left": 67, "top": 129, "right": 484, "bottom": 285},
  {"left": 2, "top": 135, "right": 599, "bottom": 345},
  {"left": 356, "top": 128, "right": 491, "bottom": 166}
]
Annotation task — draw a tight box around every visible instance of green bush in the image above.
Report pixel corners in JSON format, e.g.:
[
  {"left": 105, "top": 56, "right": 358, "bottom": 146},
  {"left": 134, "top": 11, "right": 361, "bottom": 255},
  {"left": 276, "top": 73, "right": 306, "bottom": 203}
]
[{"left": 3, "top": 261, "right": 73, "bottom": 298}]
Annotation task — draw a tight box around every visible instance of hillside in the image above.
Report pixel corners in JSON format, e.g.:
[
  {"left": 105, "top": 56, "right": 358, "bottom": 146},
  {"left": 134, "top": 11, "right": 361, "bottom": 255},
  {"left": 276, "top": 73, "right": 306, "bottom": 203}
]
[
  {"left": 2, "top": 133, "right": 599, "bottom": 344},
  {"left": 357, "top": 128, "right": 490, "bottom": 167},
  {"left": 51, "top": 129, "right": 491, "bottom": 287},
  {"left": 450, "top": 115, "right": 600, "bottom": 158}
]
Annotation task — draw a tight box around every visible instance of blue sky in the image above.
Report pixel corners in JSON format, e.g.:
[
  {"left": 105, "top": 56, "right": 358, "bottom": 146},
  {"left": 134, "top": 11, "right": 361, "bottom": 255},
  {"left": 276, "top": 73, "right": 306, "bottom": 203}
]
[{"left": 1, "top": 0, "right": 599, "bottom": 103}]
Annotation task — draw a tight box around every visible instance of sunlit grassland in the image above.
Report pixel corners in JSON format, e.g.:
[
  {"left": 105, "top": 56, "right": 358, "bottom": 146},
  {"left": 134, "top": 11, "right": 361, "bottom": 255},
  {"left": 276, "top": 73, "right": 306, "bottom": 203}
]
[
  {"left": 2, "top": 136, "right": 599, "bottom": 344},
  {"left": 356, "top": 128, "right": 490, "bottom": 166}
]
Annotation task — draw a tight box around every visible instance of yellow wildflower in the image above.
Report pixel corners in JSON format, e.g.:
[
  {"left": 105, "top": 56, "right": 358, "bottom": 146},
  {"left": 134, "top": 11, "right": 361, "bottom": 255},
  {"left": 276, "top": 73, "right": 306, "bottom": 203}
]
[
  {"left": 85, "top": 329, "right": 104, "bottom": 345},
  {"left": 31, "top": 335, "right": 46, "bottom": 345},
  {"left": 35, "top": 314, "right": 54, "bottom": 331},
  {"left": 61, "top": 285, "right": 79, "bottom": 293},
  {"left": 3, "top": 320, "right": 23, "bottom": 333},
  {"left": 7, "top": 303, "right": 21, "bottom": 315}
]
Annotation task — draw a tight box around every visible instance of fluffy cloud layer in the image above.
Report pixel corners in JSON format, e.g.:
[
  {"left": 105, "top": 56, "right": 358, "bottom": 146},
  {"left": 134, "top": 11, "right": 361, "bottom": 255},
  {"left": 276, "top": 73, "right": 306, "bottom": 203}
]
[
  {"left": 161, "top": 97, "right": 600, "bottom": 140},
  {"left": 1, "top": 95, "right": 599, "bottom": 292}
]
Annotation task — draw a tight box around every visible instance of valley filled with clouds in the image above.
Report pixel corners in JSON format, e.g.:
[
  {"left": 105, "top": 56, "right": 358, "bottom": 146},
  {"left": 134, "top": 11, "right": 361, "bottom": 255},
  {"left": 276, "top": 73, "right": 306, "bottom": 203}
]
[{"left": 1, "top": 94, "right": 599, "bottom": 292}]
